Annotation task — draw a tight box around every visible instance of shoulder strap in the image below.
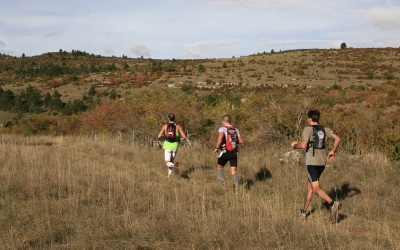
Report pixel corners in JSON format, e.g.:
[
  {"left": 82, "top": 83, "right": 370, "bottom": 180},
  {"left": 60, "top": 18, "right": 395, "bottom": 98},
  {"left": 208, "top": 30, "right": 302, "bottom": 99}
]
[{"left": 306, "top": 126, "right": 314, "bottom": 154}]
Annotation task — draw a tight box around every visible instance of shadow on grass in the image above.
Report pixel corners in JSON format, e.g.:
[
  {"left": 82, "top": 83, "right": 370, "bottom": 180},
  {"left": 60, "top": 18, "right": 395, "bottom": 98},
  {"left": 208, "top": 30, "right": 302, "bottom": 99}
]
[
  {"left": 199, "top": 165, "right": 213, "bottom": 170},
  {"left": 337, "top": 214, "right": 347, "bottom": 223},
  {"left": 319, "top": 182, "right": 361, "bottom": 223},
  {"left": 321, "top": 182, "right": 362, "bottom": 209},
  {"left": 306, "top": 207, "right": 347, "bottom": 223},
  {"left": 180, "top": 167, "right": 196, "bottom": 179},
  {"left": 307, "top": 208, "right": 317, "bottom": 217},
  {"left": 245, "top": 167, "right": 272, "bottom": 191}
]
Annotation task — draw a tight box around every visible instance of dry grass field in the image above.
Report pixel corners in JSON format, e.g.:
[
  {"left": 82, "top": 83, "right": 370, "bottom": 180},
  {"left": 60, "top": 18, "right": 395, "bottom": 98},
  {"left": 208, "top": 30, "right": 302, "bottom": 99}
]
[
  {"left": 0, "top": 111, "right": 16, "bottom": 125},
  {"left": 1, "top": 134, "right": 399, "bottom": 249}
]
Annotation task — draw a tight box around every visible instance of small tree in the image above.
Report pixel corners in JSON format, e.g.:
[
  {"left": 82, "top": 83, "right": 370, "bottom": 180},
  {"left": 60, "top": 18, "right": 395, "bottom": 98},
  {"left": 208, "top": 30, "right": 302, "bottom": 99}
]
[
  {"left": 50, "top": 91, "right": 64, "bottom": 110},
  {"left": 198, "top": 64, "right": 206, "bottom": 73},
  {"left": 88, "top": 85, "right": 96, "bottom": 96},
  {"left": 340, "top": 42, "right": 347, "bottom": 49},
  {"left": 43, "top": 93, "right": 52, "bottom": 107},
  {"left": 109, "top": 89, "right": 117, "bottom": 100},
  {"left": 0, "top": 89, "right": 15, "bottom": 110}
]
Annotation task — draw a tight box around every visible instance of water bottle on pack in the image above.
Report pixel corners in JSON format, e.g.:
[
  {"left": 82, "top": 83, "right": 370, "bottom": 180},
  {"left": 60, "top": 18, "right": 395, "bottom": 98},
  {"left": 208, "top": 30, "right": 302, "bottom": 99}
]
[
  {"left": 230, "top": 140, "right": 236, "bottom": 150},
  {"left": 222, "top": 144, "right": 227, "bottom": 153}
]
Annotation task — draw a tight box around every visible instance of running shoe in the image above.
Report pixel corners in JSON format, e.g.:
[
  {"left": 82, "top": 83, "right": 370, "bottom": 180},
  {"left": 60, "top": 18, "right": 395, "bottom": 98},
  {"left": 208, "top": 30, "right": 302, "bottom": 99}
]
[
  {"left": 329, "top": 201, "right": 342, "bottom": 223},
  {"left": 173, "top": 162, "right": 179, "bottom": 175},
  {"left": 298, "top": 209, "right": 307, "bottom": 218}
]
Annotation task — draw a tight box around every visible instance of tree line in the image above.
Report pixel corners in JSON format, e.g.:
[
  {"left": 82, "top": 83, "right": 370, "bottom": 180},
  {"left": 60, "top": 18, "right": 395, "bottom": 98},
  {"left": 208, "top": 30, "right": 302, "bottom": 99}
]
[
  {"left": 16, "top": 62, "right": 118, "bottom": 78},
  {"left": 0, "top": 85, "right": 102, "bottom": 116}
]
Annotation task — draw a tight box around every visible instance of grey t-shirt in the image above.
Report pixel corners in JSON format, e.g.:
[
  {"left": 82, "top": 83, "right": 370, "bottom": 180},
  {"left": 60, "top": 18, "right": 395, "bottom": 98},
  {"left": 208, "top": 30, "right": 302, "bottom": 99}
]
[
  {"left": 302, "top": 126, "right": 334, "bottom": 166},
  {"left": 218, "top": 126, "right": 241, "bottom": 136}
]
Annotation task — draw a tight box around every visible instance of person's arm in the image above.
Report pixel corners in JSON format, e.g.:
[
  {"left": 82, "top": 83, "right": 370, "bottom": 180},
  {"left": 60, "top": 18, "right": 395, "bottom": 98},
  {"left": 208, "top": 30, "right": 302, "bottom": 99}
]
[
  {"left": 176, "top": 125, "right": 187, "bottom": 141},
  {"left": 236, "top": 129, "right": 244, "bottom": 144},
  {"left": 213, "top": 132, "right": 224, "bottom": 154},
  {"left": 237, "top": 135, "right": 244, "bottom": 144},
  {"left": 328, "top": 134, "right": 341, "bottom": 160},
  {"left": 291, "top": 127, "right": 308, "bottom": 150},
  {"left": 157, "top": 125, "right": 166, "bottom": 139},
  {"left": 291, "top": 140, "right": 307, "bottom": 149}
]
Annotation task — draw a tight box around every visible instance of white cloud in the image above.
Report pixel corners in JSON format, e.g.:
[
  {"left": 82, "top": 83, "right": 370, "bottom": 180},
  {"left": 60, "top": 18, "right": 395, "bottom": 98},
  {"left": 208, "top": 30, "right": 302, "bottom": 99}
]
[
  {"left": 350, "top": 38, "right": 400, "bottom": 48},
  {"left": 103, "top": 31, "right": 135, "bottom": 38},
  {"left": 207, "top": 0, "right": 324, "bottom": 12},
  {"left": 129, "top": 44, "right": 151, "bottom": 57},
  {"left": 45, "top": 32, "right": 59, "bottom": 37},
  {"left": 363, "top": 4, "right": 400, "bottom": 30},
  {"left": 0, "top": 49, "right": 18, "bottom": 56},
  {"left": 254, "top": 38, "right": 347, "bottom": 51},
  {"left": 181, "top": 39, "right": 242, "bottom": 58},
  {"left": 104, "top": 47, "right": 115, "bottom": 55},
  {"left": 0, "top": 40, "right": 6, "bottom": 46},
  {"left": 261, "top": 39, "right": 329, "bottom": 46}
]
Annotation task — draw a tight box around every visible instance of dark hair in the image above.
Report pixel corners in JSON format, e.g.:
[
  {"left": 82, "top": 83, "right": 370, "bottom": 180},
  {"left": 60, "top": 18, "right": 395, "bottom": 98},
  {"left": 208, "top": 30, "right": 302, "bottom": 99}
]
[
  {"left": 307, "top": 109, "right": 320, "bottom": 122},
  {"left": 168, "top": 113, "right": 175, "bottom": 121}
]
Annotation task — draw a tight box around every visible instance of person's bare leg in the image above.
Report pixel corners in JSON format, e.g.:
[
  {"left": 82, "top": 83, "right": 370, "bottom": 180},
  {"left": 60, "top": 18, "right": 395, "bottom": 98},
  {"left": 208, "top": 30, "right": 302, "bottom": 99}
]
[
  {"left": 303, "top": 181, "right": 313, "bottom": 212},
  {"left": 310, "top": 181, "right": 333, "bottom": 204}
]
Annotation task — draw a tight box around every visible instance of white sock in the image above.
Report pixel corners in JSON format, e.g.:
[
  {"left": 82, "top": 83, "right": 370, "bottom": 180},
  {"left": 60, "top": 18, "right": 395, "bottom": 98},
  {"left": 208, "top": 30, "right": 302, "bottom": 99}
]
[
  {"left": 233, "top": 174, "right": 239, "bottom": 188},
  {"left": 167, "top": 168, "right": 173, "bottom": 177},
  {"left": 218, "top": 169, "right": 225, "bottom": 184}
]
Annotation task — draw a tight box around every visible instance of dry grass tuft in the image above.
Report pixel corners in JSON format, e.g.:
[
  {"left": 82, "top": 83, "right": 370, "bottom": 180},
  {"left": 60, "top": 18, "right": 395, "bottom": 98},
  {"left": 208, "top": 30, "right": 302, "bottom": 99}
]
[{"left": 0, "top": 135, "right": 399, "bottom": 249}]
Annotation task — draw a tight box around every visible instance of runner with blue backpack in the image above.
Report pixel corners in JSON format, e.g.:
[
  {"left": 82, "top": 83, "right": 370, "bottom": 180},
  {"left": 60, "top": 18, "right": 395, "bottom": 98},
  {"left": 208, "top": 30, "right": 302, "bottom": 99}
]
[
  {"left": 291, "top": 109, "right": 341, "bottom": 223},
  {"left": 157, "top": 113, "right": 186, "bottom": 178},
  {"left": 213, "top": 115, "right": 244, "bottom": 191}
]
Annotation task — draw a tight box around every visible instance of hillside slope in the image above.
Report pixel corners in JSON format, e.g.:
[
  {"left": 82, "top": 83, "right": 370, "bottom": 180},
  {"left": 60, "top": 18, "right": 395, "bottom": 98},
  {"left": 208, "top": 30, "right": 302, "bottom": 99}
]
[{"left": 1, "top": 48, "right": 399, "bottom": 100}]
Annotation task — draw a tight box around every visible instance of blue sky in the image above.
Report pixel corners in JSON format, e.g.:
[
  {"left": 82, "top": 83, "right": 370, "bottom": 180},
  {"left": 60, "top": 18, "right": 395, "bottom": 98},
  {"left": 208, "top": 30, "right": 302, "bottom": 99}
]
[{"left": 1, "top": 0, "right": 399, "bottom": 59}]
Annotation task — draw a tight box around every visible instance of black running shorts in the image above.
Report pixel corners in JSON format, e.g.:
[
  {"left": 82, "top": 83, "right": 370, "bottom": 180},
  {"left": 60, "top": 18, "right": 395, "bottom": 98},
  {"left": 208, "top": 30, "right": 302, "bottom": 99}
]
[
  {"left": 306, "top": 165, "right": 325, "bottom": 182},
  {"left": 217, "top": 151, "right": 238, "bottom": 167}
]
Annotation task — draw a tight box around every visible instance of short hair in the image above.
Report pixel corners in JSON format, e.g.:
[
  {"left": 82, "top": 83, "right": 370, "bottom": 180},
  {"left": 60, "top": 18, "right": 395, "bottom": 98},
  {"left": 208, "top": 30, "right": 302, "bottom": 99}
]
[
  {"left": 222, "top": 115, "right": 231, "bottom": 123},
  {"left": 307, "top": 109, "right": 320, "bottom": 122},
  {"left": 168, "top": 113, "right": 175, "bottom": 121}
]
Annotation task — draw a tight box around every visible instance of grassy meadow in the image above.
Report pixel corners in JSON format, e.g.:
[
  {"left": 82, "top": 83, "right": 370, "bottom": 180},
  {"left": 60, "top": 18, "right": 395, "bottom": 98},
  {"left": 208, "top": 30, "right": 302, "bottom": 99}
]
[{"left": 1, "top": 134, "right": 399, "bottom": 249}]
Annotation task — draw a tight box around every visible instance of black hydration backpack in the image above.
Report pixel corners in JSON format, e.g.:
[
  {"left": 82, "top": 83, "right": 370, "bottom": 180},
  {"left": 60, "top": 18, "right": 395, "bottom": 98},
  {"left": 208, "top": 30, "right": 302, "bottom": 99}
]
[
  {"left": 309, "top": 125, "right": 326, "bottom": 156},
  {"left": 165, "top": 123, "right": 177, "bottom": 142}
]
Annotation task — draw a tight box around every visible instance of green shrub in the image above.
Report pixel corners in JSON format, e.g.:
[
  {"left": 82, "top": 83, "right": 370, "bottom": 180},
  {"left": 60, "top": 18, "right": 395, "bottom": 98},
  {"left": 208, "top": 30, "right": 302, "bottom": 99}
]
[
  {"left": 356, "top": 85, "right": 365, "bottom": 90},
  {"left": 385, "top": 74, "right": 394, "bottom": 80},
  {"left": 331, "top": 83, "right": 341, "bottom": 90}
]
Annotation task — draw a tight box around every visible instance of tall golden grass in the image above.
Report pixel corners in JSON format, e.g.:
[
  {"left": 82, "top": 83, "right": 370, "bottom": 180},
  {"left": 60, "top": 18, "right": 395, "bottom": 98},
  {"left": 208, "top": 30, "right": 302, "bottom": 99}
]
[{"left": 0, "top": 135, "right": 399, "bottom": 249}]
